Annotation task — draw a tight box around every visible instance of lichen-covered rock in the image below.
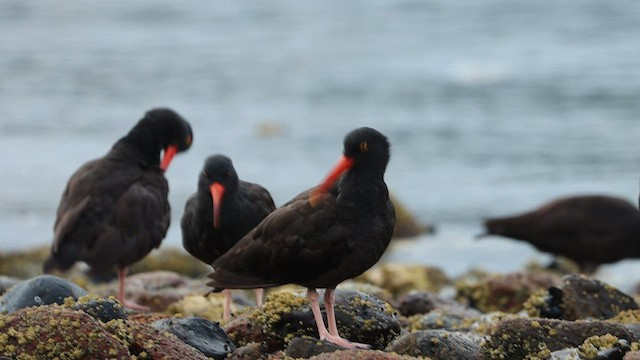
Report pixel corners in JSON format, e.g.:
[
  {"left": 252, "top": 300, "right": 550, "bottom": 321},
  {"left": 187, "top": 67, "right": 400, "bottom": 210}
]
[
  {"left": 153, "top": 316, "right": 236, "bottom": 359},
  {"left": 410, "top": 306, "right": 482, "bottom": 332},
  {"left": 483, "top": 317, "right": 638, "bottom": 360},
  {"left": 525, "top": 275, "right": 638, "bottom": 320},
  {"left": 0, "top": 274, "right": 88, "bottom": 314},
  {"left": 358, "top": 263, "right": 450, "bottom": 297},
  {"left": 69, "top": 295, "right": 126, "bottom": 323},
  {"left": 578, "top": 335, "right": 632, "bottom": 359},
  {"left": 337, "top": 282, "right": 395, "bottom": 308},
  {"left": 0, "top": 305, "right": 130, "bottom": 359},
  {"left": 456, "top": 271, "right": 559, "bottom": 313},
  {"left": 226, "top": 289, "right": 401, "bottom": 352}
]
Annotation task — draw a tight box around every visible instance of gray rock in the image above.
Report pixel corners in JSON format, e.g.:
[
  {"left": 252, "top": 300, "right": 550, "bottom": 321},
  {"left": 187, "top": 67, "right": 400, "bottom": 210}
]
[
  {"left": 0, "top": 275, "right": 21, "bottom": 296},
  {"left": 386, "top": 329, "right": 483, "bottom": 359},
  {"left": 153, "top": 316, "right": 236, "bottom": 359},
  {"left": 0, "top": 274, "right": 87, "bottom": 314}
]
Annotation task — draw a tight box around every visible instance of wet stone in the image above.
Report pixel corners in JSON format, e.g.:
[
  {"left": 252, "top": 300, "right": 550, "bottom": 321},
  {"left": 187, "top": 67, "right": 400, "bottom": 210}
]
[
  {"left": 483, "top": 318, "right": 638, "bottom": 360},
  {"left": 0, "top": 274, "right": 87, "bottom": 314},
  {"left": 0, "top": 276, "right": 20, "bottom": 296},
  {"left": 153, "top": 316, "right": 236, "bottom": 359},
  {"left": 386, "top": 329, "right": 484, "bottom": 359}
]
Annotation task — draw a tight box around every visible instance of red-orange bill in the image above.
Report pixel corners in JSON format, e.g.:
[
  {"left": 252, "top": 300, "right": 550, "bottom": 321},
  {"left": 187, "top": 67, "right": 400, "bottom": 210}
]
[
  {"left": 309, "top": 155, "right": 354, "bottom": 207},
  {"left": 160, "top": 145, "right": 178, "bottom": 171},
  {"left": 210, "top": 182, "right": 225, "bottom": 229}
]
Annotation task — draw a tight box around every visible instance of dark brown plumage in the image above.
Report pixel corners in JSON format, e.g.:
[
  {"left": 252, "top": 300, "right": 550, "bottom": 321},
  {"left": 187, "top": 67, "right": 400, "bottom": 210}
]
[
  {"left": 181, "top": 154, "right": 275, "bottom": 320},
  {"left": 43, "top": 108, "right": 193, "bottom": 309},
  {"left": 207, "top": 127, "right": 395, "bottom": 348},
  {"left": 481, "top": 195, "right": 640, "bottom": 273}
]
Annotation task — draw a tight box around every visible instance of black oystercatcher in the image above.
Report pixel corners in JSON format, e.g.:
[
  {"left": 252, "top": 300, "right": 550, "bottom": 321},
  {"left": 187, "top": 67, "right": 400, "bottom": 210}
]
[
  {"left": 207, "top": 127, "right": 395, "bottom": 349},
  {"left": 480, "top": 195, "right": 640, "bottom": 274},
  {"left": 181, "top": 154, "right": 276, "bottom": 320},
  {"left": 43, "top": 108, "right": 193, "bottom": 310}
]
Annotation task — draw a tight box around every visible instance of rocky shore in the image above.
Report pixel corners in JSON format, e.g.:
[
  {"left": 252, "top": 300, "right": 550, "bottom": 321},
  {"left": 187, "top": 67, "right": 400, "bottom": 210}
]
[{"left": 2, "top": 247, "right": 640, "bottom": 359}]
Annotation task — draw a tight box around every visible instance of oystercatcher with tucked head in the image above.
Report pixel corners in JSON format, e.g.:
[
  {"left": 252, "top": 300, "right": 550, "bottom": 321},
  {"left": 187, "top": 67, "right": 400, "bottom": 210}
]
[
  {"left": 207, "top": 127, "right": 395, "bottom": 349},
  {"left": 480, "top": 195, "right": 640, "bottom": 274},
  {"left": 181, "top": 154, "right": 276, "bottom": 320},
  {"left": 43, "top": 108, "right": 193, "bottom": 310}
]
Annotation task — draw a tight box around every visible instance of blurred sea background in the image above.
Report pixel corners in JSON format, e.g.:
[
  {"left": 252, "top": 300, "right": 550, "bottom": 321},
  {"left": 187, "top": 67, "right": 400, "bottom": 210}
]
[{"left": 1, "top": 1, "right": 640, "bottom": 288}]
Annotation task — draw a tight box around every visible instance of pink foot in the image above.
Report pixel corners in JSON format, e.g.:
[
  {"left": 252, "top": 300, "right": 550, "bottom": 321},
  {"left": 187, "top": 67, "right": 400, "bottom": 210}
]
[
  {"left": 120, "top": 298, "right": 150, "bottom": 312},
  {"left": 320, "top": 334, "right": 371, "bottom": 350}
]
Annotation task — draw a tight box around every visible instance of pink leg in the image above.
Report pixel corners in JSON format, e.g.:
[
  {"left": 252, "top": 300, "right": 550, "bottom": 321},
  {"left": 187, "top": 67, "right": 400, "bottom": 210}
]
[
  {"left": 307, "top": 288, "right": 370, "bottom": 349},
  {"left": 254, "top": 288, "right": 265, "bottom": 307},
  {"left": 117, "top": 268, "right": 149, "bottom": 311},
  {"left": 223, "top": 289, "right": 232, "bottom": 322}
]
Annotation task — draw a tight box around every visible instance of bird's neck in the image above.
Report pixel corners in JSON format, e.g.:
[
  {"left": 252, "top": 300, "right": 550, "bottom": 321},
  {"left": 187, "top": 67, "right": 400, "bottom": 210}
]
[
  {"left": 336, "top": 171, "right": 388, "bottom": 212},
  {"left": 109, "top": 132, "right": 162, "bottom": 168}
]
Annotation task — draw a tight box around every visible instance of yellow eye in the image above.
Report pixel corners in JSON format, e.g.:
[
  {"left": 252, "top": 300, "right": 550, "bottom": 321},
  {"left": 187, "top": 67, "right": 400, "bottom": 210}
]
[
  {"left": 185, "top": 135, "right": 192, "bottom": 146},
  {"left": 203, "top": 170, "right": 209, "bottom": 177},
  {"left": 359, "top": 141, "right": 368, "bottom": 153}
]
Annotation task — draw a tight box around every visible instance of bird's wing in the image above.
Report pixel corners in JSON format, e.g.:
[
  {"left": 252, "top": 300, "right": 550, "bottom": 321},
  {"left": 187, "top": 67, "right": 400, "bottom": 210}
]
[{"left": 208, "top": 189, "right": 351, "bottom": 289}]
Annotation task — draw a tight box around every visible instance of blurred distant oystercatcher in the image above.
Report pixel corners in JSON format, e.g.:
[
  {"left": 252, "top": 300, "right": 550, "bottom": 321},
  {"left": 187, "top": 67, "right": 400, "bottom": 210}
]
[
  {"left": 480, "top": 195, "right": 640, "bottom": 274},
  {"left": 207, "top": 127, "right": 395, "bottom": 349},
  {"left": 43, "top": 108, "right": 193, "bottom": 310},
  {"left": 181, "top": 154, "right": 275, "bottom": 320}
]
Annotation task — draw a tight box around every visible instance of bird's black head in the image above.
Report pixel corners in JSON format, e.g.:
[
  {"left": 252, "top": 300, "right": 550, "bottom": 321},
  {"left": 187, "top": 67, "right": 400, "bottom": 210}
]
[
  {"left": 199, "top": 155, "right": 239, "bottom": 193},
  {"left": 342, "top": 127, "right": 391, "bottom": 175},
  {"left": 126, "top": 108, "right": 193, "bottom": 170},
  {"left": 198, "top": 155, "right": 240, "bottom": 229},
  {"left": 311, "top": 127, "right": 391, "bottom": 204}
]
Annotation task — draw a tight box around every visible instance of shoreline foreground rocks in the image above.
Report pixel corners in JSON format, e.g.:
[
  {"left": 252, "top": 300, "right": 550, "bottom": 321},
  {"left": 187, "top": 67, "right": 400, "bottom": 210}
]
[{"left": 2, "top": 249, "right": 640, "bottom": 359}]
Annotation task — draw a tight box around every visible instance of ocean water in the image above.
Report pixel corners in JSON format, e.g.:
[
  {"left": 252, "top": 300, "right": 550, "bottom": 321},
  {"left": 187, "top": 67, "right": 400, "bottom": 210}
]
[{"left": 1, "top": 1, "right": 640, "bottom": 287}]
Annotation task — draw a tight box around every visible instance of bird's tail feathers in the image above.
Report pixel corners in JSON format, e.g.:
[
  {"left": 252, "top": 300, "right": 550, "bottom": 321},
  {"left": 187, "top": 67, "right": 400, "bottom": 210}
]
[{"left": 207, "top": 268, "right": 280, "bottom": 292}]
